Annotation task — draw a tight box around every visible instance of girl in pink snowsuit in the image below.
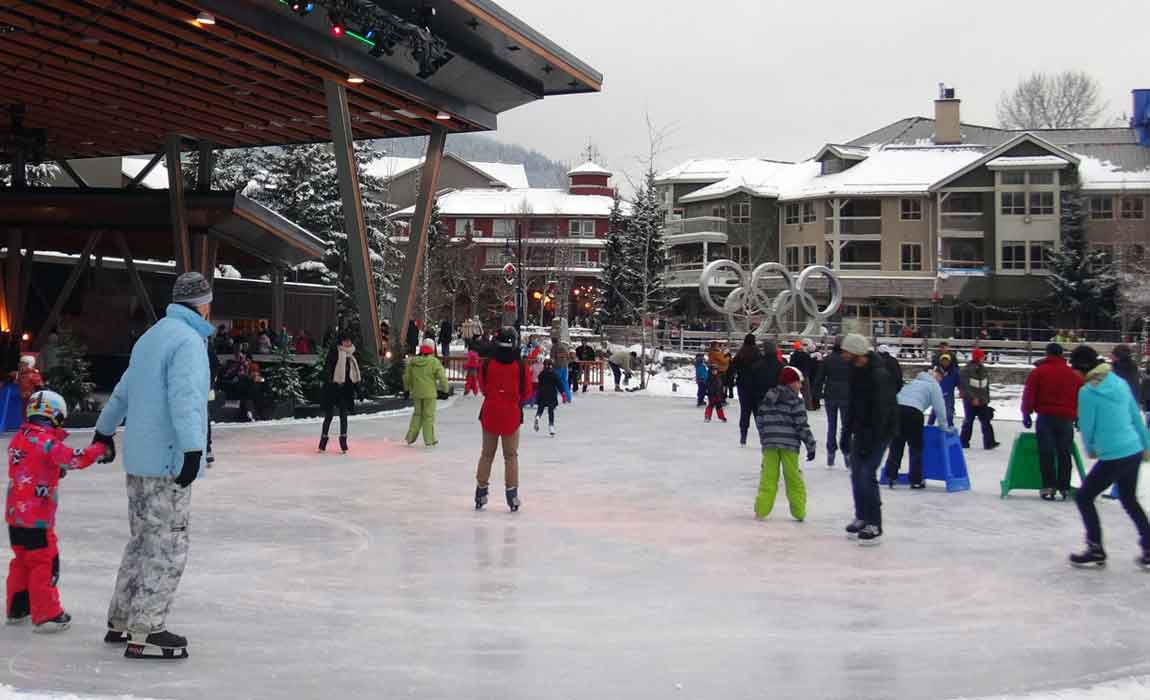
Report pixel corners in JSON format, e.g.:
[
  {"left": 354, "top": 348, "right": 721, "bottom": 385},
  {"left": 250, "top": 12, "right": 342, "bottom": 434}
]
[{"left": 464, "top": 350, "right": 482, "bottom": 396}]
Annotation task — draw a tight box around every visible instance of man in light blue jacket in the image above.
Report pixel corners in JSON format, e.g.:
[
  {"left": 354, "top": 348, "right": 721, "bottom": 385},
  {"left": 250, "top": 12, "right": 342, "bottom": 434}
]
[
  {"left": 92, "top": 272, "right": 214, "bottom": 659},
  {"left": 884, "top": 369, "right": 952, "bottom": 488}
]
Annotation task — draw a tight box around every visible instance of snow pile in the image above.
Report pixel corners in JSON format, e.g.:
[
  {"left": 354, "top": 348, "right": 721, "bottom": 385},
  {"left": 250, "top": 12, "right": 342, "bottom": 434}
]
[
  {"left": 958, "top": 677, "right": 1150, "bottom": 700},
  {"left": 0, "top": 687, "right": 165, "bottom": 700}
]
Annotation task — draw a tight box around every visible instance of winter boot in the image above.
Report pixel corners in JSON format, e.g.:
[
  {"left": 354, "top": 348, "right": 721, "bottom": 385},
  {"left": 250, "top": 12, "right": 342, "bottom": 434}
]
[
  {"left": 910, "top": 481, "right": 926, "bottom": 490},
  {"left": 549, "top": 424, "right": 556, "bottom": 437},
  {"left": 339, "top": 435, "right": 348, "bottom": 454},
  {"left": 858, "top": 524, "right": 883, "bottom": 546},
  {"left": 506, "top": 487, "right": 521, "bottom": 513},
  {"left": 105, "top": 622, "right": 130, "bottom": 644},
  {"left": 1040, "top": 488, "right": 1056, "bottom": 501},
  {"left": 318, "top": 436, "right": 329, "bottom": 453},
  {"left": 33, "top": 612, "right": 72, "bottom": 634},
  {"left": 845, "top": 519, "right": 865, "bottom": 538},
  {"left": 1069, "top": 542, "right": 1107, "bottom": 569},
  {"left": 125, "top": 630, "right": 189, "bottom": 660},
  {"left": 826, "top": 451, "right": 836, "bottom": 469},
  {"left": 475, "top": 486, "right": 489, "bottom": 511},
  {"left": 534, "top": 416, "right": 540, "bottom": 432}
]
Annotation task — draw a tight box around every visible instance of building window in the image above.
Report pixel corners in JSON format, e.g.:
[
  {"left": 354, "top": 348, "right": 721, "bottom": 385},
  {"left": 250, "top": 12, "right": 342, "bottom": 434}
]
[
  {"left": 1001, "top": 241, "right": 1026, "bottom": 271},
  {"left": 1002, "top": 171, "right": 1026, "bottom": 186},
  {"left": 493, "top": 219, "right": 514, "bottom": 237},
  {"left": 730, "top": 245, "right": 749, "bottom": 265},
  {"left": 731, "top": 202, "right": 751, "bottom": 224},
  {"left": 900, "top": 199, "right": 923, "bottom": 221},
  {"left": 484, "top": 248, "right": 505, "bottom": 266},
  {"left": 1001, "top": 192, "right": 1026, "bottom": 216},
  {"left": 1090, "top": 197, "right": 1114, "bottom": 220},
  {"left": 571, "top": 249, "right": 590, "bottom": 266},
  {"left": 785, "top": 246, "right": 800, "bottom": 272},
  {"left": 568, "top": 219, "right": 596, "bottom": 238},
  {"left": 802, "top": 245, "right": 817, "bottom": 267},
  {"left": 784, "top": 204, "right": 801, "bottom": 225},
  {"left": 454, "top": 218, "right": 475, "bottom": 236},
  {"left": 530, "top": 220, "right": 557, "bottom": 237},
  {"left": 711, "top": 205, "right": 727, "bottom": 219},
  {"left": 900, "top": 243, "right": 923, "bottom": 271},
  {"left": 802, "top": 202, "right": 817, "bottom": 224},
  {"left": 1030, "top": 243, "right": 1051, "bottom": 271},
  {"left": 1121, "top": 197, "right": 1146, "bottom": 220},
  {"left": 1029, "top": 191, "right": 1055, "bottom": 216},
  {"left": 1029, "top": 171, "right": 1055, "bottom": 186}
]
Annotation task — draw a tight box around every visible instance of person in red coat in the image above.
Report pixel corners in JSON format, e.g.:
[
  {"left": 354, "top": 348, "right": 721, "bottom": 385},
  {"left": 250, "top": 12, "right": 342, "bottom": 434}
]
[
  {"left": 1021, "top": 343, "right": 1085, "bottom": 500},
  {"left": 475, "top": 329, "right": 531, "bottom": 513},
  {"left": 14, "top": 356, "right": 43, "bottom": 406},
  {"left": 6, "top": 391, "right": 109, "bottom": 631}
]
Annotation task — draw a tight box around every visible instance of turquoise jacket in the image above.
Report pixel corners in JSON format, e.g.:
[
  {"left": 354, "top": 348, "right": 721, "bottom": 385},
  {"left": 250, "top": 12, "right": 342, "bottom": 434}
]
[
  {"left": 1077, "top": 365, "right": 1150, "bottom": 461},
  {"left": 96, "top": 304, "right": 214, "bottom": 478}
]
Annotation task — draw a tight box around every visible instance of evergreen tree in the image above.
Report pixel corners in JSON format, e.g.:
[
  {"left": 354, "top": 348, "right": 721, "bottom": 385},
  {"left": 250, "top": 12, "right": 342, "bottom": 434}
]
[
  {"left": 628, "top": 167, "right": 670, "bottom": 315},
  {"left": 42, "top": 330, "right": 95, "bottom": 412},
  {"left": 1046, "top": 185, "right": 1118, "bottom": 327},
  {"left": 0, "top": 163, "right": 60, "bottom": 187},
  {"left": 596, "top": 193, "right": 639, "bottom": 324}
]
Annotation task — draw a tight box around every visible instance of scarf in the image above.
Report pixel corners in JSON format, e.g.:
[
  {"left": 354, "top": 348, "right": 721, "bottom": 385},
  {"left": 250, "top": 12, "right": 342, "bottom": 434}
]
[{"left": 333, "top": 344, "right": 361, "bottom": 385}]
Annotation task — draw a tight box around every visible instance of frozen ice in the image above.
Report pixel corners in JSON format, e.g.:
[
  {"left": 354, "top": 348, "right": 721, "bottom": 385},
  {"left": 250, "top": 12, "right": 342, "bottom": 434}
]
[{"left": 3, "top": 393, "right": 1150, "bottom": 700}]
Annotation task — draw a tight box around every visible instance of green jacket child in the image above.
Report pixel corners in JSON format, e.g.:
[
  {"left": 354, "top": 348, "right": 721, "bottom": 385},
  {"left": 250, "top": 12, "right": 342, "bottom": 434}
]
[{"left": 403, "top": 340, "right": 449, "bottom": 446}]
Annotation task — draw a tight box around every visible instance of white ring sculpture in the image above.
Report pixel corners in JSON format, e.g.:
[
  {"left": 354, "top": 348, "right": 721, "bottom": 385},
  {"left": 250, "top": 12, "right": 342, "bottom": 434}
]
[{"left": 698, "top": 260, "right": 843, "bottom": 338}]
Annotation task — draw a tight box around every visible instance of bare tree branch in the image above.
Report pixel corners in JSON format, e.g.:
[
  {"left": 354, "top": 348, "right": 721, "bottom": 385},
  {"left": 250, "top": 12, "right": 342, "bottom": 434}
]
[{"left": 997, "top": 71, "right": 1108, "bottom": 129}]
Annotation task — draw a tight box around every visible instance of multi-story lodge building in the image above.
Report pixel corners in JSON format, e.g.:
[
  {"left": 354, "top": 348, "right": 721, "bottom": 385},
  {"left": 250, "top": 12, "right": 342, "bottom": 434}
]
[{"left": 657, "top": 88, "right": 1150, "bottom": 337}]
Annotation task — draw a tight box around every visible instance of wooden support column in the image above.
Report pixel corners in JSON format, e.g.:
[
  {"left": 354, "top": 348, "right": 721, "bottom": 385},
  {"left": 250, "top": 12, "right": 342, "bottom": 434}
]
[
  {"left": 114, "top": 232, "right": 156, "bottom": 325},
  {"left": 197, "top": 140, "right": 214, "bottom": 192},
  {"left": 324, "top": 79, "right": 381, "bottom": 360},
  {"left": 165, "top": 134, "right": 191, "bottom": 274},
  {"left": 271, "top": 267, "right": 285, "bottom": 337},
  {"left": 14, "top": 234, "right": 34, "bottom": 334},
  {"left": 36, "top": 230, "right": 103, "bottom": 346},
  {"left": 5, "top": 230, "right": 22, "bottom": 334},
  {"left": 127, "top": 152, "right": 164, "bottom": 189},
  {"left": 391, "top": 126, "right": 447, "bottom": 357}
]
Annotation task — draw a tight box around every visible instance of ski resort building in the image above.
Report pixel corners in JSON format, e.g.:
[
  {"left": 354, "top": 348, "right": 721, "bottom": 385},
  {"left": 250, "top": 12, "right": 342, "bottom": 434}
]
[{"left": 657, "top": 88, "right": 1150, "bottom": 338}]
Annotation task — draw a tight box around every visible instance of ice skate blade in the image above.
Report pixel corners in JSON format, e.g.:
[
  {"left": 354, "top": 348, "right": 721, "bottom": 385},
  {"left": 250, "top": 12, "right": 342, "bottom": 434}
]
[
  {"left": 857, "top": 538, "right": 882, "bottom": 547},
  {"left": 1069, "top": 560, "right": 1106, "bottom": 569},
  {"left": 33, "top": 620, "right": 71, "bottom": 634},
  {"left": 5, "top": 616, "right": 29, "bottom": 626},
  {"left": 104, "top": 630, "right": 130, "bottom": 644},
  {"left": 125, "top": 643, "right": 189, "bottom": 660}
]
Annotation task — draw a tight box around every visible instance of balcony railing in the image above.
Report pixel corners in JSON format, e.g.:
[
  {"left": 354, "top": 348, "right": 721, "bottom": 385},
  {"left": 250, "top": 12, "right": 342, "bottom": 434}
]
[
  {"left": 939, "top": 258, "right": 988, "bottom": 271},
  {"left": 940, "top": 212, "right": 985, "bottom": 235},
  {"left": 662, "top": 216, "right": 728, "bottom": 236},
  {"left": 825, "top": 218, "right": 882, "bottom": 236}
]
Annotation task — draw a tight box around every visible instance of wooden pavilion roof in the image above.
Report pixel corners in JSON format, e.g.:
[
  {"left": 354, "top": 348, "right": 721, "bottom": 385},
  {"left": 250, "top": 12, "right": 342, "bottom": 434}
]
[{"left": 0, "top": 0, "right": 603, "bottom": 161}]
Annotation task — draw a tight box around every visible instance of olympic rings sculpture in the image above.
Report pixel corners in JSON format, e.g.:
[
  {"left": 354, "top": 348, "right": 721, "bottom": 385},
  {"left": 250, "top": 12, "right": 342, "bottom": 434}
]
[{"left": 698, "top": 260, "right": 843, "bottom": 338}]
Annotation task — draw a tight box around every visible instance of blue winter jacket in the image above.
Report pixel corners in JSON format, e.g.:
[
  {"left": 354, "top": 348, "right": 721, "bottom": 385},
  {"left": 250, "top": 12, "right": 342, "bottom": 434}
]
[
  {"left": 897, "top": 371, "right": 948, "bottom": 420},
  {"left": 695, "top": 360, "right": 710, "bottom": 383},
  {"left": 95, "top": 304, "right": 214, "bottom": 478},
  {"left": 1077, "top": 365, "right": 1150, "bottom": 461},
  {"left": 937, "top": 364, "right": 960, "bottom": 399}
]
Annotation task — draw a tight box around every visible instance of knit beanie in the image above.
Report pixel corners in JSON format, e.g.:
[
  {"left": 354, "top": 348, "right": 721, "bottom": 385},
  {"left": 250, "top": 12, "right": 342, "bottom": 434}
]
[
  {"left": 841, "top": 333, "right": 871, "bottom": 356},
  {"left": 172, "top": 272, "right": 213, "bottom": 306},
  {"left": 1069, "top": 345, "right": 1101, "bottom": 374},
  {"left": 420, "top": 339, "right": 436, "bottom": 355},
  {"left": 780, "top": 366, "right": 803, "bottom": 386}
]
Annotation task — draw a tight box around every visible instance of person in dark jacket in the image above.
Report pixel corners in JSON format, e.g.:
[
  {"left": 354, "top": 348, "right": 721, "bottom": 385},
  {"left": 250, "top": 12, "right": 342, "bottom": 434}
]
[
  {"left": 1022, "top": 343, "right": 1084, "bottom": 500},
  {"left": 533, "top": 359, "right": 561, "bottom": 436},
  {"left": 959, "top": 348, "right": 998, "bottom": 450},
  {"left": 819, "top": 338, "right": 851, "bottom": 468},
  {"left": 840, "top": 333, "right": 898, "bottom": 546},
  {"left": 749, "top": 340, "right": 783, "bottom": 415},
  {"left": 319, "top": 333, "right": 360, "bottom": 454},
  {"left": 789, "top": 339, "right": 816, "bottom": 410},
  {"left": 405, "top": 320, "right": 420, "bottom": 357},
  {"left": 1111, "top": 344, "right": 1140, "bottom": 399},
  {"left": 732, "top": 334, "right": 762, "bottom": 445},
  {"left": 575, "top": 340, "right": 597, "bottom": 393},
  {"left": 439, "top": 320, "right": 453, "bottom": 361},
  {"left": 877, "top": 345, "right": 904, "bottom": 394},
  {"left": 694, "top": 354, "right": 710, "bottom": 408},
  {"left": 704, "top": 364, "right": 728, "bottom": 423}
]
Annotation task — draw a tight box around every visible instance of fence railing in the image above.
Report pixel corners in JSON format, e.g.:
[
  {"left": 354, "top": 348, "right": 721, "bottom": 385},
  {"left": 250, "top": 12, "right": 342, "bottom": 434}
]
[{"left": 444, "top": 356, "right": 607, "bottom": 391}]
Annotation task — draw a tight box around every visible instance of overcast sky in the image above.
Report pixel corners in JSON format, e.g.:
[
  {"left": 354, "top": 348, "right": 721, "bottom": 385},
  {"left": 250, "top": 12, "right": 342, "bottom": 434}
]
[{"left": 491, "top": 0, "right": 1150, "bottom": 183}]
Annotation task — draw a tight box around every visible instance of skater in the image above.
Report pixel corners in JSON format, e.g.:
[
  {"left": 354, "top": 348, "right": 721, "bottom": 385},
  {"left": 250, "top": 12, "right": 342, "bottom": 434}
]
[
  {"left": 723, "top": 351, "right": 737, "bottom": 400},
  {"left": 753, "top": 366, "right": 815, "bottom": 521},
  {"left": 92, "top": 272, "right": 215, "bottom": 659},
  {"left": 404, "top": 339, "right": 449, "bottom": 447},
  {"left": 959, "top": 349, "right": 998, "bottom": 450},
  {"left": 608, "top": 349, "right": 635, "bottom": 391},
  {"left": 749, "top": 340, "right": 783, "bottom": 417},
  {"left": 6, "top": 391, "right": 109, "bottom": 632},
  {"left": 840, "top": 334, "right": 898, "bottom": 545},
  {"left": 788, "top": 339, "right": 817, "bottom": 410},
  {"left": 438, "top": 319, "right": 452, "bottom": 362},
  {"left": 1110, "top": 344, "right": 1141, "bottom": 399},
  {"left": 732, "top": 334, "right": 762, "bottom": 445},
  {"left": 884, "top": 367, "right": 949, "bottom": 488},
  {"left": 818, "top": 337, "right": 851, "bottom": 468},
  {"left": 877, "top": 345, "right": 904, "bottom": 394},
  {"left": 575, "top": 339, "right": 597, "bottom": 392},
  {"left": 694, "top": 354, "right": 710, "bottom": 408},
  {"left": 14, "top": 356, "right": 43, "bottom": 407},
  {"left": 1066, "top": 345, "right": 1150, "bottom": 570},
  {"left": 533, "top": 359, "right": 561, "bottom": 436},
  {"left": 318, "top": 333, "right": 361, "bottom": 454},
  {"left": 704, "top": 362, "right": 728, "bottom": 423},
  {"left": 475, "top": 329, "right": 532, "bottom": 512},
  {"left": 463, "top": 347, "right": 482, "bottom": 396},
  {"left": 525, "top": 354, "right": 544, "bottom": 407},
  {"left": 551, "top": 337, "right": 573, "bottom": 403},
  {"left": 707, "top": 341, "right": 730, "bottom": 378},
  {"left": 1021, "top": 343, "right": 1083, "bottom": 501},
  {"left": 928, "top": 354, "right": 959, "bottom": 428}
]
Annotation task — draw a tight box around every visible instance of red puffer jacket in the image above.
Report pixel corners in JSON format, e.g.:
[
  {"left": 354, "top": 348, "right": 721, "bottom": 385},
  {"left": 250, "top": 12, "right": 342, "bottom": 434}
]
[
  {"left": 480, "top": 358, "right": 531, "bottom": 435},
  {"left": 7, "top": 422, "right": 106, "bottom": 529},
  {"left": 1021, "top": 356, "right": 1084, "bottom": 420}
]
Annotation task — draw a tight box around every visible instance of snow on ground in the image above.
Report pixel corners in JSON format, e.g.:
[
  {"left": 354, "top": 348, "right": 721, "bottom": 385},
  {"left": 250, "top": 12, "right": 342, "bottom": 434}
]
[
  {"left": 4, "top": 393, "right": 1150, "bottom": 699},
  {"left": 0, "top": 687, "right": 159, "bottom": 700}
]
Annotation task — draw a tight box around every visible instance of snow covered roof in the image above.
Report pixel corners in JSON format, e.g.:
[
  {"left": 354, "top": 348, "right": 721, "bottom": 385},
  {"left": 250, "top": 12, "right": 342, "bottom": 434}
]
[
  {"left": 986, "top": 155, "right": 1071, "bottom": 169},
  {"left": 655, "top": 158, "right": 770, "bottom": 184},
  {"left": 392, "top": 188, "right": 629, "bottom": 217},
  {"left": 362, "top": 155, "right": 530, "bottom": 189},
  {"left": 568, "top": 161, "right": 612, "bottom": 176},
  {"left": 679, "top": 160, "right": 819, "bottom": 203},
  {"left": 813, "top": 144, "right": 871, "bottom": 161},
  {"left": 780, "top": 146, "right": 987, "bottom": 201},
  {"left": 1078, "top": 153, "right": 1150, "bottom": 192}
]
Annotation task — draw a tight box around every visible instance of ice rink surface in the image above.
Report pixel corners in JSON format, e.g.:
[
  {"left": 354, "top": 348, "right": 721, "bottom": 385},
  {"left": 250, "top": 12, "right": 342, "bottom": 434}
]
[{"left": 3, "top": 392, "right": 1150, "bottom": 700}]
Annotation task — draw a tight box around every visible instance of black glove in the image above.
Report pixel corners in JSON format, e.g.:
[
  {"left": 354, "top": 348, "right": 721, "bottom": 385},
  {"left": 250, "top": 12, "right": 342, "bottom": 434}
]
[
  {"left": 806, "top": 449, "right": 816, "bottom": 463},
  {"left": 1022, "top": 414, "right": 1033, "bottom": 430},
  {"left": 92, "top": 432, "right": 116, "bottom": 464},
  {"left": 175, "top": 451, "right": 202, "bottom": 488}
]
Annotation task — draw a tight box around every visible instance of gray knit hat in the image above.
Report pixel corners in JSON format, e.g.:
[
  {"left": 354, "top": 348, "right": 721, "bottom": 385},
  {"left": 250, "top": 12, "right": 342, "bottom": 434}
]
[
  {"left": 172, "top": 272, "right": 213, "bottom": 306},
  {"left": 841, "top": 333, "right": 872, "bottom": 356}
]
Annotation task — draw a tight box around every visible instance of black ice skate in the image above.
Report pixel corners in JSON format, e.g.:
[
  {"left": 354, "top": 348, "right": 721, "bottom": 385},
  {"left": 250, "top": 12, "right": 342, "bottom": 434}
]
[
  {"left": 1040, "top": 488, "right": 1056, "bottom": 501},
  {"left": 339, "top": 435, "right": 348, "bottom": 454},
  {"left": 318, "top": 436, "right": 329, "bottom": 453},
  {"left": 6, "top": 591, "right": 29, "bottom": 625},
  {"left": 857, "top": 525, "right": 883, "bottom": 546},
  {"left": 125, "top": 630, "right": 189, "bottom": 660},
  {"left": 475, "top": 486, "right": 489, "bottom": 510},
  {"left": 1069, "top": 543, "right": 1107, "bottom": 569},
  {"left": 1138, "top": 549, "right": 1150, "bottom": 571},
  {"left": 845, "top": 519, "right": 865, "bottom": 538},
  {"left": 33, "top": 612, "right": 71, "bottom": 634},
  {"left": 105, "top": 622, "right": 130, "bottom": 644},
  {"left": 506, "top": 487, "right": 521, "bottom": 513}
]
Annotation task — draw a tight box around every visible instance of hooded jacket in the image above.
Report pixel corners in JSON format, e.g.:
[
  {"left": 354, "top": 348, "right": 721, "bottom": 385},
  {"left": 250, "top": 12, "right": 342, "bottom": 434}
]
[
  {"left": 1077, "top": 364, "right": 1150, "bottom": 460},
  {"left": 818, "top": 351, "right": 851, "bottom": 403},
  {"left": 403, "top": 354, "right": 449, "bottom": 400},
  {"left": 479, "top": 348, "right": 532, "bottom": 435},
  {"left": 960, "top": 362, "right": 991, "bottom": 406},
  {"left": 95, "top": 304, "right": 213, "bottom": 478},
  {"left": 845, "top": 352, "right": 898, "bottom": 456},
  {"left": 755, "top": 384, "right": 816, "bottom": 453},
  {"left": 897, "top": 372, "right": 948, "bottom": 419},
  {"left": 7, "top": 421, "right": 106, "bottom": 529},
  {"left": 1021, "top": 355, "right": 1083, "bottom": 420},
  {"left": 535, "top": 367, "right": 561, "bottom": 408}
]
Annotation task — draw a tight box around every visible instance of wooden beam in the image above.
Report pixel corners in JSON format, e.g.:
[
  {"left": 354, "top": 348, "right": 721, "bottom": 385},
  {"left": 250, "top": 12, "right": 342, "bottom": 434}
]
[
  {"left": 5, "top": 230, "right": 22, "bottom": 335},
  {"left": 14, "top": 234, "right": 35, "bottom": 335},
  {"left": 324, "top": 79, "right": 380, "bottom": 360},
  {"left": 128, "top": 153, "right": 165, "bottom": 190},
  {"left": 271, "top": 267, "right": 285, "bottom": 337},
  {"left": 392, "top": 127, "right": 448, "bottom": 357},
  {"left": 114, "top": 231, "right": 157, "bottom": 325},
  {"left": 165, "top": 135, "right": 192, "bottom": 275},
  {"left": 56, "top": 161, "right": 90, "bottom": 189},
  {"left": 197, "top": 141, "right": 214, "bottom": 193},
  {"left": 36, "top": 230, "right": 103, "bottom": 347}
]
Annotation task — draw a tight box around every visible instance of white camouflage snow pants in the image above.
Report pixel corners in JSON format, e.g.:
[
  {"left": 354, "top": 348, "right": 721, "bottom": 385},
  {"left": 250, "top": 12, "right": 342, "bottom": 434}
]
[{"left": 107, "top": 475, "right": 191, "bottom": 636}]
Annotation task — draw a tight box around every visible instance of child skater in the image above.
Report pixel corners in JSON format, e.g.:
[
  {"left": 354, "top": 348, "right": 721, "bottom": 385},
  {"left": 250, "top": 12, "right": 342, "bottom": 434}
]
[
  {"left": 7, "top": 391, "right": 110, "bottom": 632},
  {"left": 463, "top": 347, "right": 482, "bottom": 396},
  {"left": 704, "top": 363, "right": 727, "bottom": 423},
  {"left": 694, "top": 354, "right": 709, "bottom": 408},
  {"left": 534, "top": 359, "right": 561, "bottom": 436},
  {"left": 753, "top": 366, "right": 815, "bottom": 521}
]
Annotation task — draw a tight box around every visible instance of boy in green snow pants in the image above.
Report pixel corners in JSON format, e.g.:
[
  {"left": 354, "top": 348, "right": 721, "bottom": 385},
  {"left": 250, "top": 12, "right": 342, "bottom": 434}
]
[
  {"left": 754, "top": 366, "right": 816, "bottom": 520},
  {"left": 404, "top": 340, "right": 449, "bottom": 446}
]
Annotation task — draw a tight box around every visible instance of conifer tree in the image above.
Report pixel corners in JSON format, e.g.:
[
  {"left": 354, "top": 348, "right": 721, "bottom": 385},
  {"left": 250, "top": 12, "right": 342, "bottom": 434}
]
[{"left": 1046, "top": 185, "right": 1117, "bottom": 327}]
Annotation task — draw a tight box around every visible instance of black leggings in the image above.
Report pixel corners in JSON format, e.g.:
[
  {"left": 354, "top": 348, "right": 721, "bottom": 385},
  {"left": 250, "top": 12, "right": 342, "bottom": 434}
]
[
  {"left": 535, "top": 405, "right": 555, "bottom": 425},
  {"left": 1076, "top": 452, "right": 1150, "bottom": 548},
  {"left": 322, "top": 405, "right": 348, "bottom": 437}
]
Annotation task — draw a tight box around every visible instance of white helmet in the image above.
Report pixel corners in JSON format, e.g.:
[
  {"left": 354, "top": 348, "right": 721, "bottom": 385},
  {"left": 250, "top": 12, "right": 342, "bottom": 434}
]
[
  {"left": 19, "top": 355, "right": 35, "bottom": 369},
  {"left": 25, "top": 390, "right": 68, "bottom": 427}
]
